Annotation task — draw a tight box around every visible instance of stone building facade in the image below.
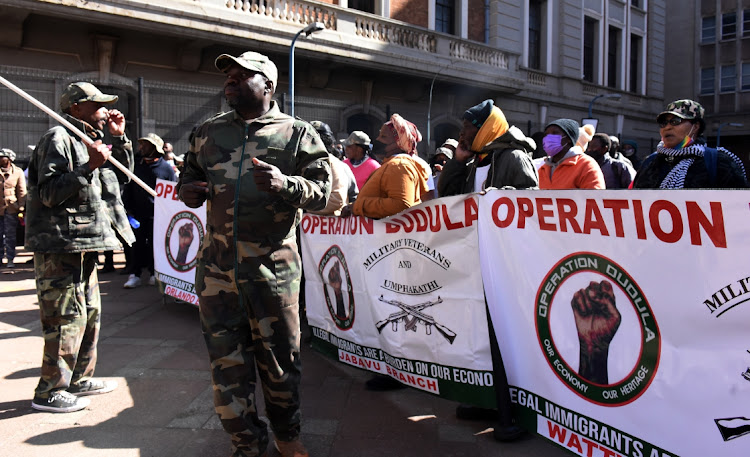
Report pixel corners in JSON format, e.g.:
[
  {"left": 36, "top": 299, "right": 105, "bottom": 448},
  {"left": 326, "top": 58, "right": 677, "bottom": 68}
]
[{"left": 0, "top": 0, "right": 665, "bottom": 166}]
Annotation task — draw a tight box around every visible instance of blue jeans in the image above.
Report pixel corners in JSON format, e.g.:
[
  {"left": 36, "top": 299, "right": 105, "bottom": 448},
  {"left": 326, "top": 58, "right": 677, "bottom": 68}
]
[{"left": 0, "top": 212, "right": 18, "bottom": 262}]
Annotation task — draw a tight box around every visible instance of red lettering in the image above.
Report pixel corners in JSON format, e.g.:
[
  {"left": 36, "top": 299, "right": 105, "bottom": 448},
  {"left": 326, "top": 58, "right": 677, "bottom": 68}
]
[
  {"left": 416, "top": 377, "right": 425, "bottom": 388},
  {"left": 686, "top": 201, "right": 726, "bottom": 248},
  {"left": 632, "top": 200, "right": 647, "bottom": 239},
  {"left": 566, "top": 432, "right": 583, "bottom": 453},
  {"left": 412, "top": 208, "right": 429, "bottom": 232},
  {"left": 581, "top": 437, "right": 599, "bottom": 457},
  {"left": 300, "top": 216, "right": 311, "bottom": 233},
  {"left": 359, "top": 217, "right": 374, "bottom": 234},
  {"left": 373, "top": 361, "right": 381, "bottom": 371},
  {"left": 583, "top": 199, "right": 609, "bottom": 235},
  {"left": 425, "top": 206, "right": 442, "bottom": 232},
  {"left": 649, "top": 200, "right": 683, "bottom": 243},
  {"left": 399, "top": 214, "right": 415, "bottom": 232},
  {"left": 385, "top": 221, "right": 400, "bottom": 233},
  {"left": 517, "top": 198, "right": 534, "bottom": 228},
  {"left": 556, "top": 199, "right": 582, "bottom": 233},
  {"left": 334, "top": 217, "right": 342, "bottom": 234},
  {"left": 464, "top": 197, "right": 478, "bottom": 227},
  {"left": 320, "top": 216, "right": 328, "bottom": 234},
  {"left": 310, "top": 216, "right": 321, "bottom": 233},
  {"left": 536, "top": 197, "right": 556, "bottom": 231},
  {"left": 155, "top": 182, "right": 164, "bottom": 197},
  {"left": 546, "top": 421, "right": 567, "bottom": 443},
  {"left": 425, "top": 379, "right": 437, "bottom": 391},
  {"left": 172, "top": 187, "right": 180, "bottom": 200},
  {"left": 165, "top": 184, "right": 174, "bottom": 199},
  {"left": 492, "top": 197, "right": 515, "bottom": 228},
  {"left": 601, "top": 448, "right": 617, "bottom": 457},
  {"left": 603, "top": 199, "right": 629, "bottom": 237},
  {"left": 441, "top": 204, "right": 464, "bottom": 230}
]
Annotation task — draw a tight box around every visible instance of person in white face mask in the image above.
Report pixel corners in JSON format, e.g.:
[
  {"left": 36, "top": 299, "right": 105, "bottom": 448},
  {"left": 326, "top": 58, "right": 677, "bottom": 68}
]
[{"left": 538, "top": 118, "right": 605, "bottom": 189}]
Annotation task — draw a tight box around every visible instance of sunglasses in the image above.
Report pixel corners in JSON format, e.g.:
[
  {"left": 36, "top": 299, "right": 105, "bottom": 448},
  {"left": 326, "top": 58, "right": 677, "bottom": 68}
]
[{"left": 657, "top": 117, "right": 687, "bottom": 128}]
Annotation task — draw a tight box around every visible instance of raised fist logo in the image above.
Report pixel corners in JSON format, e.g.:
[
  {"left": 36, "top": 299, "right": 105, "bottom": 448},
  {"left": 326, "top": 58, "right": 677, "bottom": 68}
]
[
  {"left": 327, "top": 260, "right": 346, "bottom": 318},
  {"left": 176, "top": 222, "right": 194, "bottom": 264},
  {"left": 571, "top": 280, "right": 621, "bottom": 384}
]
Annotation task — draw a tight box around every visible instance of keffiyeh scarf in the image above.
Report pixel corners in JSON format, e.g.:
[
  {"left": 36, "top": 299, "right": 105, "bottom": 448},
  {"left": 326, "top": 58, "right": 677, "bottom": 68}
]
[{"left": 656, "top": 141, "right": 745, "bottom": 188}]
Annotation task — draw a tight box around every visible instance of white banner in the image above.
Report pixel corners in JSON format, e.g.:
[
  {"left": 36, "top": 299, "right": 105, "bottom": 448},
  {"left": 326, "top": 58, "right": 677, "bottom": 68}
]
[
  {"left": 479, "top": 189, "right": 750, "bottom": 457},
  {"left": 301, "top": 195, "right": 496, "bottom": 405},
  {"left": 153, "top": 178, "right": 205, "bottom": 306}
]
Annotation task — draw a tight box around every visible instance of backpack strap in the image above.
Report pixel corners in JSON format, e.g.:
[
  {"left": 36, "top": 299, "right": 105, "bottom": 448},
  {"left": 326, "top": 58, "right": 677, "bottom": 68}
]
[{"left": 703, "top": 146, "right": 718, "bottom": 186}]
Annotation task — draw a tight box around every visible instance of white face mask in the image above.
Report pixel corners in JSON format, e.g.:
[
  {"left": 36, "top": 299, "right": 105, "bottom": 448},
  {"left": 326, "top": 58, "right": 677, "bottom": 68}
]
[{"left": 166, "top": 160, "right": 175, "bottom": 166}]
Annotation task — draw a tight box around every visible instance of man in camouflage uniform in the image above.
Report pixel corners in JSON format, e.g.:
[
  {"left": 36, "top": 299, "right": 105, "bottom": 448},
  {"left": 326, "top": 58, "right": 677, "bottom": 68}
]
[
  {"left": 178, "top": 52, "right": 331, "bottom": 457},
  {"left": 26, "top": 82, "right": 135, "bottom": 413}
]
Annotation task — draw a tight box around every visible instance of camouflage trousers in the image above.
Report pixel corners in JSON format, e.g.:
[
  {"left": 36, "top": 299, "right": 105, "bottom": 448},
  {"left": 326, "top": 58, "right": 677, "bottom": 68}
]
[
  {"left": 33, "top": 251, "right": 101, "bottom": 398},
  {"left": 0, "top": 212, "right": 18, "bottom": 261},
  {"left": 197, "top": 238, "right": 303, "bottom": 457}
]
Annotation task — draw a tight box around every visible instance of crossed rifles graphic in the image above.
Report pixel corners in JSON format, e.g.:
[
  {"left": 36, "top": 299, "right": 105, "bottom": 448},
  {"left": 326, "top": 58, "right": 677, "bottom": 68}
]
[{"left": 375, "top": 295, "right": 456, "bottom": 344}]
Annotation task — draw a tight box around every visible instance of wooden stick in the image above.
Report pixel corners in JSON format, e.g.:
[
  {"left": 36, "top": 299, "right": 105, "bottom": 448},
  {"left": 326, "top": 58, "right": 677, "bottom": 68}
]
[{"left": 0, "top": 75, "right": 157, "bottom": 197}]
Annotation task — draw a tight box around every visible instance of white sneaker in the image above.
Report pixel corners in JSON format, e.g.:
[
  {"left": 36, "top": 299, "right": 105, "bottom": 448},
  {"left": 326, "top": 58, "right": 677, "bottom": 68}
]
[
  {"left": 148, "top": 275, "right": 156, "bottom": 286},
  {"left": 123, "top": 274, "right": 142, "bottom": 289}
]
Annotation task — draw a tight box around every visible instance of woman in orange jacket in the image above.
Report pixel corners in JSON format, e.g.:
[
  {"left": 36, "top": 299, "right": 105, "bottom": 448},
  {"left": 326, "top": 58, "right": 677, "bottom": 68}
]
[
  {"left": 344, "top": 113, "right": 428, "bottom": 219},
  {"left": 538, "top": 118, "right": 605, "bottom": 189}
]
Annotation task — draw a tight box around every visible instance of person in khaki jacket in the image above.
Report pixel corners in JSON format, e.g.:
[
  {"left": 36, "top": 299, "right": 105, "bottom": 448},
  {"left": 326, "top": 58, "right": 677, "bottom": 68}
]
[{"left": 0, "top": 148, "right": 26, "bottom": 268}]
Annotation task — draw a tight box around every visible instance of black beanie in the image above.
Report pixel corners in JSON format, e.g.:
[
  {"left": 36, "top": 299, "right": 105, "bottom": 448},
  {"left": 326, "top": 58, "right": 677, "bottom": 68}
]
[
  {"left": 546, "top": 119, "right": 580, "bottom": 145},
  {"left": 464, "top": 99, "right": 494, "bottom": 129}
]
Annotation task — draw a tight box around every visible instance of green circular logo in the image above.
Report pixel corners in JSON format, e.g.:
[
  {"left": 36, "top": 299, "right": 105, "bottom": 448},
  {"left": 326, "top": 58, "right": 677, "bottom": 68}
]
[
  {"left": 165, "top": 211, "right": 204, "bottom": 272},
  {"left": 535, "top": 252, "right": 660, "bottom": 406},
  {"left": 319, "top": 245, "right": 355, "bottom": 330}
]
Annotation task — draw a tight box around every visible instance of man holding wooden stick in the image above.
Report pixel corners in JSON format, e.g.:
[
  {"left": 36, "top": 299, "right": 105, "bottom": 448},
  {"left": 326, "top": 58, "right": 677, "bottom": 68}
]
[{"left": 26, "top": 82, "right": 135, "bottom": 413}]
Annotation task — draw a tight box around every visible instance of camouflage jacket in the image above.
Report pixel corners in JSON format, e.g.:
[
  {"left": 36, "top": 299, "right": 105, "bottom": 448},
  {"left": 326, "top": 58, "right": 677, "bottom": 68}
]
[
  {"left": 178, "top": 102, "right": 331, "bottom": 268},
  {"left": 25, "top": 114, "right": 135, "bottom": 253}
]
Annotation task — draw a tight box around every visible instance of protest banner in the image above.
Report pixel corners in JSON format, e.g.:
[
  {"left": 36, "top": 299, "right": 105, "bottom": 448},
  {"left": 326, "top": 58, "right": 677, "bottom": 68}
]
[
  {"left": 479, "top": 189, "right": 750, "bottom": 457},
  {"left": 153, "top": 178, "right": 205, "bottom": 306},
  {"left": 301, "top": 194, "right": 496, "bottom": 406}
]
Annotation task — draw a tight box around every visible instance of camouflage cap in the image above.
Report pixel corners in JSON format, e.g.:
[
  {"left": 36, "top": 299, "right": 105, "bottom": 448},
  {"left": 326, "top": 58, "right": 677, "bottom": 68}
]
[
  {"left": 657, "top": 99, "right": 705, "bottom": 123},
  {"left": 0, "top": 148, "right": 15, "bottom": 161},
  {"left": 344, "top": 131, "right": 371, "bottom": 147},
  {"left": 215, "top": 51, "right": 278, "bottom": 89},
  {"left": 60, "top": 82, "right": 118, "bottom": 111},
  {"left": 138, "top": 133, "right": 165, "bottom": 155}
]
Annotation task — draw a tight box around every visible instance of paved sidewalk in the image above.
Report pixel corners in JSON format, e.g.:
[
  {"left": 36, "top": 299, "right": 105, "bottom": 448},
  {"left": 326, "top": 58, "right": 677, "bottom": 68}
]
[{"left": 0, "top": 250, "right": 570, "bottom": 457}]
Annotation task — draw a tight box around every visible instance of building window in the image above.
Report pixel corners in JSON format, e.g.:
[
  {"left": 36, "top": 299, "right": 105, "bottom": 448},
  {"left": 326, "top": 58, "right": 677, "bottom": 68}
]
[
  {"left": 744, "top": 9, "right": 750, "bottom": 37},
  {"left": 349, "top": 0, "right": 374, "bottom": 14},
  {"left": 583, "top": 17, "right": 598, "bottom": 83},
  {"left": 702, "top": 16, "right": 716, "bottom": 43},
  {"left": 435, "top": 0, "right": 455, "bottom": 34},
  {"left": 632, "top": 0, "right": 640, "bottom": 8},
  {"left": 608, "top": 27, "right": 620, "bottom": 88},
  {"left": 742, "top": 63, "right": 750, "bottom": 91},
  {"left": 700, "top": 67, "right": 715, "bottom": 94},
  {"left": 528, "top": 0, "right": 543, "bottom": 70},
  {"left": 722, "top": 12, "right": 737, "bottom": 40},
  {"left": 629, "top": 34, "right": 641, "bottom": 93},
  {"left": 720, "top": 65, "right": 736, "bottom": 92}
]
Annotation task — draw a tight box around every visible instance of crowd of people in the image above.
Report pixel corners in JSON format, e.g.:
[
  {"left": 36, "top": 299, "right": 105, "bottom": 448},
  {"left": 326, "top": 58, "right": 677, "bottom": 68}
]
[{"left": 11, "top": 48, "right": 748, "bottom": 457}]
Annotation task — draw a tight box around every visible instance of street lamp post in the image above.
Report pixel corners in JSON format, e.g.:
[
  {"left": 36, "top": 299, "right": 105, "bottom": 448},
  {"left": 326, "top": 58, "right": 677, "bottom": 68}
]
[
  {"left": 588, "top": 93, "right": 622, "bottom": 118},
  {"left": 716, "top": 122, "right": 744, "bottom": 148},
  {"left": 427, "top": 64, "right": 451, "bottom": 153},
  {"left": 289, "top": 22, "right": 325, "bottom": 118}
]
